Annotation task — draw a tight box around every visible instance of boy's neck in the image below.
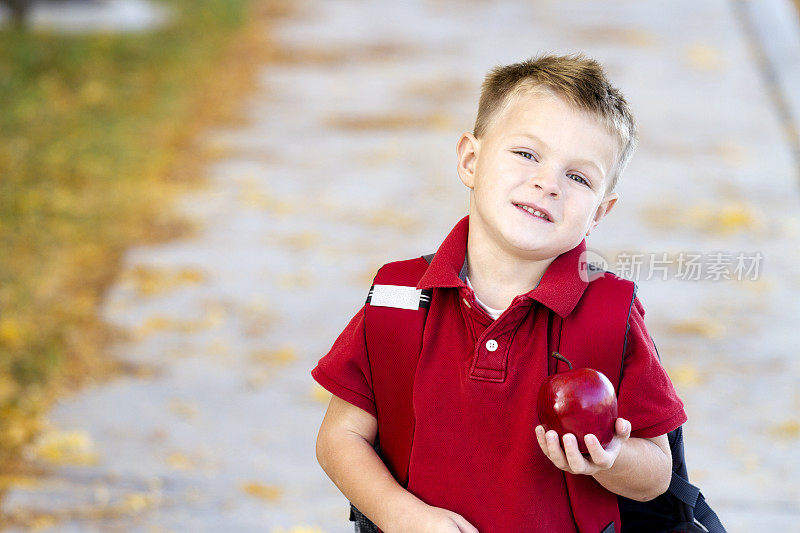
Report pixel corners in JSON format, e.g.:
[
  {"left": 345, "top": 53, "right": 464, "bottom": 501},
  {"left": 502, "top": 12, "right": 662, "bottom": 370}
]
[{"left": 465, "top": 227, "right": 557, "bottom": 311}]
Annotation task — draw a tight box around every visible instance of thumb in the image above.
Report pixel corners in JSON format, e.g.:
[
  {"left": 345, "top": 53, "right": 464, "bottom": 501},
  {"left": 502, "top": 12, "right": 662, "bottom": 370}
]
[{"left": 616, "top": 417, "right": 631, "bottom": 438}]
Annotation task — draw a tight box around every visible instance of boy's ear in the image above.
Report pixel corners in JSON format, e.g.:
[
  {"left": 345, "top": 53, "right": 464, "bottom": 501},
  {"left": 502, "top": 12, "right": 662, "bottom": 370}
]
[
  {"left": 456, "top": 132, "right": 479, "bottom": 189},
  {"left": 586, "top": 192, "right": 619, "bottom": 236}
]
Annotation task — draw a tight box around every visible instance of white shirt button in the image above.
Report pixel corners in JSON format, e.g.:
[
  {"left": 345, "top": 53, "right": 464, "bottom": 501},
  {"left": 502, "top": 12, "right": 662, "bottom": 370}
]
[{"left": 486, "top": 339, "right": 498, "bottom": 352}]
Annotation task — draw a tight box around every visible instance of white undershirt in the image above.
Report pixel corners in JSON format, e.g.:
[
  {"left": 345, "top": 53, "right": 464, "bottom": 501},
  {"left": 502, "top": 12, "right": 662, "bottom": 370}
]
[{"left": 465, "top": 275, "right": 507, "bottom": 320}]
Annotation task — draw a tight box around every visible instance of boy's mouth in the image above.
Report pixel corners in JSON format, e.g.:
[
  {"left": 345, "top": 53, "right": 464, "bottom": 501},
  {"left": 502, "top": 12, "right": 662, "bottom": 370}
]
[{"left": 514, "top": 203, "right": 553, "bottom": 223}]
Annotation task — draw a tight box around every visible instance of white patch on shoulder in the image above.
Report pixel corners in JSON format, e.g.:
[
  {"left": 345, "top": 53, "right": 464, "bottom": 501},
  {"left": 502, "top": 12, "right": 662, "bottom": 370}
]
[{"left": 370, "top": 285, "right": 423, "bottom": 310}]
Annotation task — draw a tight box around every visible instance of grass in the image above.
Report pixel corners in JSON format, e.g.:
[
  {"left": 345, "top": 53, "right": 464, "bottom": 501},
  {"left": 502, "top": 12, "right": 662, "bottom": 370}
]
[{"left": 0, "top": 0, "right": 285, "bottom": 471}]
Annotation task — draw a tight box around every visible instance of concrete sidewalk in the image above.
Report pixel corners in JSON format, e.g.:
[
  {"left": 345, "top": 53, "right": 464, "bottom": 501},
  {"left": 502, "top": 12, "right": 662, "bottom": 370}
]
[{"left": 2, "top": 0, "right": 799, "bottom": 531}]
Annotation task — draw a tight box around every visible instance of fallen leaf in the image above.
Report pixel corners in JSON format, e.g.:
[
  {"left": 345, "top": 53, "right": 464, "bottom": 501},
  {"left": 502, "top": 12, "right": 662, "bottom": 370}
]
[
  {"left": 769, "top": 420, "right": 800, "bottom": 440},
  {"left": 326, "top": 111, "right": 452, "bottom": 131},
  {"left": 251, "top": 346, "right": 296, "bottom": 366},
  {"left": 124, "top": 265, "right": 207, "bottom": 297},
  {"left": 166, "top": 452, "right": 195, "bottom": 471},
  {"left": 0, "top": 474, "right": 39, "bottom": 490},
  {"left": 0, "top": 317, "right": 25, "bottom": 349},
  {"left": 29, "top": 515, "right": 57, "bottom": 532},
  {"left": 365, "top": 208, "right": 420, "bottom": 231},
  {"left": 668, "top": 318, "right": 726, "bottom": 339},
  {"left": 713, "top": 141, "right": 748, "bottom": 166},
  {"left": 665, "top": 363, "right": 704, "bottom": 387},
  {"left": 168, "top": 399, "right": 199, "bottom": 420},
  {"left": 577, "top": 26, "right": 657, "bottom": 47},
  {"left": 241, "top": 481, "right": 282, "bottom": 501},
  {"left": 276, "top": 231, "right": 321, "bottom": 251},
  {"left": 31, "top": 429, "right": 99, "bottom": 466},
  {"left": 311, "top": 384, "right": 332, "bottom": 404},
  {"left": 641, "top": 201, "right": 765, "bottom": 235},
  {"left": 685, "top": 43, "right": 724, "bottom": 71},
  {"left": 121, "top": 492, "right": 159, "bottom": 513},
  {"left": 136, "top": 316, "right": 211, "bottom": 337},
  {"left": 742, "top": 453, "right": 759, "bottom": 473},
  {"left": 278, "top": 271, "right": 315, "bottom": 289}
]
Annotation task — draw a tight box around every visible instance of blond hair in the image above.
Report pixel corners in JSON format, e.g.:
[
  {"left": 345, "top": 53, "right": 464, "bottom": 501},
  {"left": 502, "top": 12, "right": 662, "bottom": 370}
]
[{"left": 474, "top": 53, "right": 637, "bottom": 193}]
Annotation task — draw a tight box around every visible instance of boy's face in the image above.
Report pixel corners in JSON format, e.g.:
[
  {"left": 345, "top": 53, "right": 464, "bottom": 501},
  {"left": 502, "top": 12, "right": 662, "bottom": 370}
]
[{"left": 457, "top": 89, "right": 620, "bottom": 262}]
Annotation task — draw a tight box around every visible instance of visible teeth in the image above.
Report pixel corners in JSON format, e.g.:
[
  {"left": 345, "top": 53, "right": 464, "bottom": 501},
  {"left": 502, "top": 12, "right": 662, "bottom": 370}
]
[{"left": 518, "top": 204, "right": 549, "bottom": 221}]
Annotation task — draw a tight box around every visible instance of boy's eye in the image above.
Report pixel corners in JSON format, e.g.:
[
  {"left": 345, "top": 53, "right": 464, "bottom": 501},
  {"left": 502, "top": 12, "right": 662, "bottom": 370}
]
[
  {"left": 568, "top": 173, "right": 590, "bottom": 186},
  {"left": 514, "top": 151, "right": 536, "bottom": 161}
]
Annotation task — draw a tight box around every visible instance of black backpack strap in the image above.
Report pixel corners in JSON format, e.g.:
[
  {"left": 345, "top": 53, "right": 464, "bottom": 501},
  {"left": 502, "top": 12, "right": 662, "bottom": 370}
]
[
  {"left": 668, "top": 473, "right": 725, "bottom": 533},
  {"left": 668, "top": 472, "right": 700, "bottom": 509},
  {"left": 694, "top": 493, "right": 726, "bottom": 533}
]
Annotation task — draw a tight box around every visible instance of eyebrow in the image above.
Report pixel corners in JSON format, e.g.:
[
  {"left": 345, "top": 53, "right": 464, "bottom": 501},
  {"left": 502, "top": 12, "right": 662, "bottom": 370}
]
[{"left": 514, "top": 132, "right": 606, "bottom": 178}]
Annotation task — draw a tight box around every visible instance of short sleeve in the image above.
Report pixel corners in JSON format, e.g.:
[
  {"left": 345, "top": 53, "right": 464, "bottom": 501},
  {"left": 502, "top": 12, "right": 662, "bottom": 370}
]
[
  {"left": 617, "top": 296, "right": 687, "bottom": 439},
  {"left": 311, "top": 305, "right": 377, "bottom": 418}
]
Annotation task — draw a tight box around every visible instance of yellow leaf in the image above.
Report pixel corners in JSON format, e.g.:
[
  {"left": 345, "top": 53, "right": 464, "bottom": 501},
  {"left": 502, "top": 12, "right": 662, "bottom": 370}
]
[
  {"left": 311, "top": 384, "right": 332, "bottom": 404},
  {"left": 743, "top": 453, "right": 760, "bottom": 473},
  {"left": 166, "top": 452, "right": 195, "bottom": 471},
  {"left": 277, "top": 231, "right": 321, "bottom": 251},
  {"left": 0, "top": 474, "right": 39, "bottom": 490},
  {"left": 137, "top": 316, "right": 210, "bottom": 337},
  {"left": 689, "top": 202, "right": 764, "bottom": 234},
  {"left": 769, "top": 420, "right": 800, "bottom": 440},
  {"left": 668, "top": 318, "right": 725, "bottom": 339},
  {"left": 125, "top": 265, "right": 207, "bottom": 297},
  {"left": 713, "top": 141, "right": 747, "bottom": 166},
  {"left": 366, "top": 208, "right": 420, "bottom": 231},
  {"left": 577, "top": 26, "right": 657, "bottom": 47},
  {"left": 0, "top": 317, "right": 25, "bottom": 349},
  {"left": 278, "top": 271, "right": 315, "bottom": 289},
  {"left": 168, "top": 399, "right": 199, "bottom": 420},
  {"left": 685, "top": 43, "right": 724, "bottom": 71},
  {"left": 121, "top": 492, "right": 158, "bottom": 512},
  {"left": 251, "top": 346, "right": 296, "bottom": 366},
  {"left": 80, "top": 80, "right": 110, "bottom": 106},
  {"left": 241, "top": 481, "right": 282, "bottom": 501},
  {"left": 641, "top": 201, "right": 765, "bottom": 235},
  {"left": 29, "top": 515, "right": 57, "bottom": 532},
  {"left": 0, "top": 374, "right": 20, "bottom": 403},
  {"left": 666, "top": 363, "right": 704, "bottom": 388},
  {"left": 32, "top": 429, "right": 99, "bottom": 466}
]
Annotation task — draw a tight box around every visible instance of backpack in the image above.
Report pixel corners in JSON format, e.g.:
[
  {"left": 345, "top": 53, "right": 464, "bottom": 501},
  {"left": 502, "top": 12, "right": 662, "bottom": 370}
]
[{"left": 349, "top": 253, "right": 725, "bottom": 533}]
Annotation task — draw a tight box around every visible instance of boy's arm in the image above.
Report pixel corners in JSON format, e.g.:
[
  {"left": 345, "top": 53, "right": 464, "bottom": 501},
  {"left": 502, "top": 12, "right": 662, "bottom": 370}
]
[
  {"left": 316, "top": 395, "right": 479, "bottom": 533},
  {"left": 535, "top": 418, "right": 672, "bottom": 502}
]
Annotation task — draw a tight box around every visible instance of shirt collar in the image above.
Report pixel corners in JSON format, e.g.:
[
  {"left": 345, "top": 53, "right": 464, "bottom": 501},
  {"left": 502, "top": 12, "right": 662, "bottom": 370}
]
[{"left": 417, "top": 215, "right": 590, "bottom": 318}]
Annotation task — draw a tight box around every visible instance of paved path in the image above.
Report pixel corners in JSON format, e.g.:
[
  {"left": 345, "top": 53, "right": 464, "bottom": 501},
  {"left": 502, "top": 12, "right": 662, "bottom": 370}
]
[{"left": 3, "top": 1, "right": 800, "bottom": 531}]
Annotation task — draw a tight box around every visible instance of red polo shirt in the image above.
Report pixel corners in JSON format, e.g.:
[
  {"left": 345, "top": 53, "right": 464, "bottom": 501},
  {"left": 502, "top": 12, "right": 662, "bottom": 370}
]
[{"left": 312, "top": 215, "right": 687, "bottom": 532}]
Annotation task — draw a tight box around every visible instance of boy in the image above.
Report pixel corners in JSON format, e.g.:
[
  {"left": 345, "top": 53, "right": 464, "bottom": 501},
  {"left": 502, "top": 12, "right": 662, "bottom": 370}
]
[{"left": 312, "top": 54, "right": 686, "bottom": 532}]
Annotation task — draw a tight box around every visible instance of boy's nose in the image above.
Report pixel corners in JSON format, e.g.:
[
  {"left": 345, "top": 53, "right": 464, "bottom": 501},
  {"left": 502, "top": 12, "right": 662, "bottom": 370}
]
[{"left": 528, "top": 169, "right": 560, "bottom": 197}]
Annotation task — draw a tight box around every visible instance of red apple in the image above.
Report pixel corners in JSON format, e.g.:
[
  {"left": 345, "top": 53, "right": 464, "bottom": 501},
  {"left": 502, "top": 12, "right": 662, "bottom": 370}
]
[{"left": 537, "top": 352, "right": 618, "bottom": 454}]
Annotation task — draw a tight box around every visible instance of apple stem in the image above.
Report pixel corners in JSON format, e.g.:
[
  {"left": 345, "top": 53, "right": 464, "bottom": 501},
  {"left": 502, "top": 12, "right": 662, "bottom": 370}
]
[{"left": 550, "top": 351, "right": 573, "bottom": 370}]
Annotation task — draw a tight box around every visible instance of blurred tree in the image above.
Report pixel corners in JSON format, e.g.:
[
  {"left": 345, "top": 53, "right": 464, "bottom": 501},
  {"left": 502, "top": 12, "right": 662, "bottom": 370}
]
[{"left": 1, "top": 0, "right": 32, "bottom": 27}]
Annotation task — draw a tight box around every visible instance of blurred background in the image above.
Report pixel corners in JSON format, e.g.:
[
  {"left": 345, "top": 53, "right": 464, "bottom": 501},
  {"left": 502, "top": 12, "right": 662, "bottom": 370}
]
[{"left": 1, "top": 0, "right": 799, "bottom": 531}]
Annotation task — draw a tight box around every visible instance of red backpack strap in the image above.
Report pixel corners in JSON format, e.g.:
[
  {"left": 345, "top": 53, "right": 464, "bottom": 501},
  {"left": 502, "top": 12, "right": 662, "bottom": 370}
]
[
  {"left": 547, "top": 274, "right": 637, "bottom": 533},
  {"left": 364, "top": 255, "right": 433, "bottom": 488}
]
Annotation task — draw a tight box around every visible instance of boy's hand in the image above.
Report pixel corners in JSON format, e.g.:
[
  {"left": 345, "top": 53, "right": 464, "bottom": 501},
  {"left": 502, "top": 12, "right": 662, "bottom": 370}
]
[
  {"left": 395, "top": 504, "right": 479, "bottom": 533},
  {"left": 534, "top": 418, "right": 631, "bottom": 476}
]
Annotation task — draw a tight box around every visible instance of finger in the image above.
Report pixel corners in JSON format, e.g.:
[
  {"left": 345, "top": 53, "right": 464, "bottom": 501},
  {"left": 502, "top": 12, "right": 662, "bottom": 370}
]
[
  {"left": 584, "top": 434, "right": 613, "bottom": 469},
  {"left": 535, "top": 425, "right": 547, "bottom": 453},
  {"left": 562, "top": 433, "right": 588, "bottom": 474},
  {"left": 545, "top": 430, "right": 569, "bottom": 469},
  {"left": 451, "top": 513, "right": 480, "bottom": 533}
]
